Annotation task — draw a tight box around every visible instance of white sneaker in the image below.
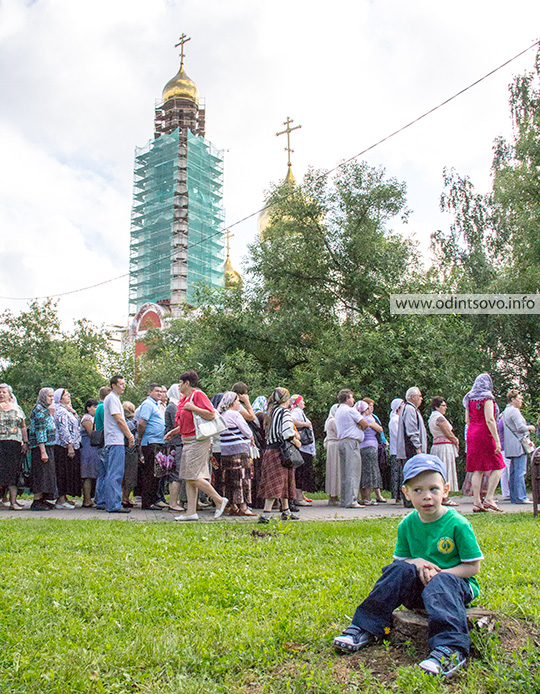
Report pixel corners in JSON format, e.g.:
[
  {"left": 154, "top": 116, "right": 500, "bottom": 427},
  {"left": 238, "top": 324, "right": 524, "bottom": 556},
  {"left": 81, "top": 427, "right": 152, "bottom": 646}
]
[
  {"left": 55, "top": 502, "right": 75, "bottom": 510},
  {"left": 419, "top": 646, "right": 467, "bottom": 677},
  {"left": 174, "top": 513, "right": 199, "bottom": 521},
  {"left": 214, "top": 497, "right": 228, "bottom": 519}
]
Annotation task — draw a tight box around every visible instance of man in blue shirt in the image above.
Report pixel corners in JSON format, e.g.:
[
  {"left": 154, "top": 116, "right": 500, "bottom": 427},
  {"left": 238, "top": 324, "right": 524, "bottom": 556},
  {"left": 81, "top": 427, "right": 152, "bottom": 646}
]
[{"left": 137, "top": 383, "right": 166, "bottom": 510}]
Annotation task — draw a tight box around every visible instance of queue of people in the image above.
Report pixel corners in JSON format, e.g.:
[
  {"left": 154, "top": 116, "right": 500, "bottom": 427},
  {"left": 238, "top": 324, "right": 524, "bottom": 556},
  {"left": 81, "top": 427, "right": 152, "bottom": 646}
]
[{"left": 0, "top": 371, "right": 536, "bottom": 517}]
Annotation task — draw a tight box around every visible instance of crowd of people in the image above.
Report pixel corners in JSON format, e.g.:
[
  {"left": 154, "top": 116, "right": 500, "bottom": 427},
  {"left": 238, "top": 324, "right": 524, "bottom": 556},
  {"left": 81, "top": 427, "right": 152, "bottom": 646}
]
[{"left": 0, "top": 371, "right": 536, "bottom": 518}]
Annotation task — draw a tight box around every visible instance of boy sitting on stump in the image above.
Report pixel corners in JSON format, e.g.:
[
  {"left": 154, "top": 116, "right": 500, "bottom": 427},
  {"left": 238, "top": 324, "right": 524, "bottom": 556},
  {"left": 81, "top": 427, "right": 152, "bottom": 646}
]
[{"left": 333, "top": 454, "right": 483, "bottom": 677}]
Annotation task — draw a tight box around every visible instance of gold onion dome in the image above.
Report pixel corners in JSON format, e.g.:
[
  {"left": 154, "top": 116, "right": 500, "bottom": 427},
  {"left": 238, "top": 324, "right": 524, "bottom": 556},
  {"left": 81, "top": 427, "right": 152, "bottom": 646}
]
[
  {"left": 162, "top": 65, "right": 199, "bottom": 104},
  {"left": 225, "top": 255, "right": 243, "bottom": 289}
]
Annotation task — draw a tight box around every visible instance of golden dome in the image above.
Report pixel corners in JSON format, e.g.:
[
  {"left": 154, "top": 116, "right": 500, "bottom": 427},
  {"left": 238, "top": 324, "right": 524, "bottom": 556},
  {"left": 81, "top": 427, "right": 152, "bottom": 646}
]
[
  {"left": 284, "top": 166, "right": 295, "bottom": 184},
  {"left": 225, "top": 255, "right": 243, "bottom": 289},
  {"left": 162, "top": 66, "right": 199, "bottom": 104}
]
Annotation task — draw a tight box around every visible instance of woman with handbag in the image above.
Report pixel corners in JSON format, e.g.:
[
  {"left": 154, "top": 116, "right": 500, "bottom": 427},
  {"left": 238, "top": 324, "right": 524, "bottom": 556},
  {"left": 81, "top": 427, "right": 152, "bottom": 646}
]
[
  {"left": 290, "top": 395, "right": 316, "bottom": 506},
  {"left": 257, "top": 388, "right": 301, "bottom": 524},
  {"left": 502, "top": 389, "right": 535, "bottom": 505},
  {"left": 217, "top": 391, "right": 256, "bottom": 516},
  {"left": 165, "top": 370, "right": 228, "bottom": 522}
]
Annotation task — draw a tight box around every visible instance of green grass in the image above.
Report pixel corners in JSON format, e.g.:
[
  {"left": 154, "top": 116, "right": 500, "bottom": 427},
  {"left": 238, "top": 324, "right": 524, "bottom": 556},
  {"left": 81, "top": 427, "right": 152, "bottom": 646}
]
[{"left": 0, "top": 515, "right": 539, "bottom": 693}]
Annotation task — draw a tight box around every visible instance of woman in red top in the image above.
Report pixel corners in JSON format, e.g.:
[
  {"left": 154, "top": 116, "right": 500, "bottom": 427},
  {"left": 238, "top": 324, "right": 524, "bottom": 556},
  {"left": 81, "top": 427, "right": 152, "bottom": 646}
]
[
  {"left": 165, "top": 370, "right": 227, "bottom": 521},
  {"left": 463, "top": 372, "right": 505, "bottom": 513}
]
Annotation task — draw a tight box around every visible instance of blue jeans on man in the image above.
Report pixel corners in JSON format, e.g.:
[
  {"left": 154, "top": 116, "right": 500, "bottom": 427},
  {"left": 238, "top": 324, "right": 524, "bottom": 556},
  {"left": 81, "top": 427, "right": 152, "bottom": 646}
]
[
  {"left": 509, "top": 453, "right": 528, "bottom": 503},
  {"left": 94, "top": 447, "right": 109, "bottom": 508},
  {"left": 102, "top": 444, "right": 125, "bottom": 512},
  {"left": 351, "top": 560, "right": 473, "bottom": 654}
]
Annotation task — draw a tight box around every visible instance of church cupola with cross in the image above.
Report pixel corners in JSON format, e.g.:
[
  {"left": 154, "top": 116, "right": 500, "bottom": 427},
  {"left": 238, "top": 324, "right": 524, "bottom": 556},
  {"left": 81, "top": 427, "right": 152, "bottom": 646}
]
[
  {"left": 128, "top": 35, "right": 225, "bottom": 318},
  {"left": 258, "top": 117, "right": 302, "bottom": 239}
]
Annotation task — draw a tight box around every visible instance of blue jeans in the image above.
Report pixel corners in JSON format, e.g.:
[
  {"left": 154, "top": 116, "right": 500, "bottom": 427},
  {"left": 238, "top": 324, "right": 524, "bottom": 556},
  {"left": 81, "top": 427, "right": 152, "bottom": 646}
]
[
  {"left": 94, "top": 447, "right": 109, "bottom": 507},
  {"left": 103, "top": 445, "right": 125, "bottom": 512},
  {"left": 509, "top": 453, "right": 527, "bottom": 503},
  {"left": 351, "top": 560, "right": 473, "bottom": 654}
]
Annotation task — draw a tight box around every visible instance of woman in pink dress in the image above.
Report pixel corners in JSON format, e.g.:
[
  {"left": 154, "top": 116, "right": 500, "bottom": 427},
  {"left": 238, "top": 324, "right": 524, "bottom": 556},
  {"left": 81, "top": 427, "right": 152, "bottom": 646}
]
[{"left": 463, "top": 373, "right": 505, "bottom": 513}]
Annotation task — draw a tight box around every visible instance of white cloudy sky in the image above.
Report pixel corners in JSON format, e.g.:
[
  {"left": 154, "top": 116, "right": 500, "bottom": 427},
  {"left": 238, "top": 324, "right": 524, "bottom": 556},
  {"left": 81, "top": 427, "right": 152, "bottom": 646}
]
[{"left": 0, "top": 0, "right": 539, "bottom": 331}]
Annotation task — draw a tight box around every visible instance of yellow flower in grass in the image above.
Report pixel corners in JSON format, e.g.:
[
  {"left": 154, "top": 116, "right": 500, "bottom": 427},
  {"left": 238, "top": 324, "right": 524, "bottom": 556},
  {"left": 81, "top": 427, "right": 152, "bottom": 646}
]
[{"left": 384, "top": 627, "right": 391, "bottom": 635}]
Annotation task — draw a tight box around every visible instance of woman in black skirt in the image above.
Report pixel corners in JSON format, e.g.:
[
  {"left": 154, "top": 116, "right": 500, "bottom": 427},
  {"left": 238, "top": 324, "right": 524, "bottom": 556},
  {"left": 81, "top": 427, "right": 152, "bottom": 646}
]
[
  {"left": 29, "top": 388, "right": 57, "bottom": 511},
  {"left": 53, "top": 388, "right": 81, "bottom": 509},
  {"left": 0, "top": 383, "right": 28, "bottom": 509}
]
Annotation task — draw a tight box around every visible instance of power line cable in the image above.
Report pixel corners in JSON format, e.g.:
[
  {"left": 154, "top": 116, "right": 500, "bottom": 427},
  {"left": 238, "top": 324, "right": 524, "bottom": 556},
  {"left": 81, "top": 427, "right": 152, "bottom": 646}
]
[{"left": 1, "top": 39, "right": 538, "bottom": 303}]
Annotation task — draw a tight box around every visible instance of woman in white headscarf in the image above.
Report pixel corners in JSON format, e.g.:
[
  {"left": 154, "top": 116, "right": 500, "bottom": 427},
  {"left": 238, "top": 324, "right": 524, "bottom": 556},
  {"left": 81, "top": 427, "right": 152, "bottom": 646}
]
[
  {"left": 0, "top": 383, "right": 28, "bottom": 510},
  {"left": 388, "top": 398, "right": 405, "bottom": 502},
  {"left": 217, "top": 391, "right": 255, "bottom": 515},
  {"left": 324, "top": 404, "right": 340, "bottom": 505}
]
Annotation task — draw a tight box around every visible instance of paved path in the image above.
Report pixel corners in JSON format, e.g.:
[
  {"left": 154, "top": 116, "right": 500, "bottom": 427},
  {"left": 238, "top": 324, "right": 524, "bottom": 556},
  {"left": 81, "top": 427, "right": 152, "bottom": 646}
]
[{"left": 0, "top": 496, "right": 536, "bottom": 522}]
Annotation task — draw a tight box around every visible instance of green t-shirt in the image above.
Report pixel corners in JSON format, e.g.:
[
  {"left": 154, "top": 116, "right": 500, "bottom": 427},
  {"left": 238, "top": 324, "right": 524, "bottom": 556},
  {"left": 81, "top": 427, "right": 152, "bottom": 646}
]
[
  {"left": 94, "top": 402, "right": 105, "bottom": 432},
  {"left": 393, "top": 508, "right": 483, "bottom": 599}
]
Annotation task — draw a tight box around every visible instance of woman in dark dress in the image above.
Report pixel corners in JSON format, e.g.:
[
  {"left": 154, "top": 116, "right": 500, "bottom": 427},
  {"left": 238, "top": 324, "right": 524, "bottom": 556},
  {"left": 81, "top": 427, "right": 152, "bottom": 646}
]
[
  {"left": 29, "top": 388, "right": 57, "bottom": 511},
  {"left": 53, "top": 388, "right": 81, "bottom": 509}
]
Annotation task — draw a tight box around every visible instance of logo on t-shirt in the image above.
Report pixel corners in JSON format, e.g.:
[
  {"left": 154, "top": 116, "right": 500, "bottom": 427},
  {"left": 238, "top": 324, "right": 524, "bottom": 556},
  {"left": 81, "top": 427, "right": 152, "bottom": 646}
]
[{"left": 437, "top": 537, "right": 455, "bottom": 554}]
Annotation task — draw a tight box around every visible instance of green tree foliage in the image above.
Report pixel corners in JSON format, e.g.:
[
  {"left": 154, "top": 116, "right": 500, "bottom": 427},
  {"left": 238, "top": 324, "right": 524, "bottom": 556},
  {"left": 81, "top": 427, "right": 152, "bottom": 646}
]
[
  {"left": 132, "top": 160, "right": 494, "bottom": 485},
  {"left": 0, "top": 300, "right": 117, "bottom": 413},
  {"left": 431, "top": 49, "right": 540, "bottom": 406}
]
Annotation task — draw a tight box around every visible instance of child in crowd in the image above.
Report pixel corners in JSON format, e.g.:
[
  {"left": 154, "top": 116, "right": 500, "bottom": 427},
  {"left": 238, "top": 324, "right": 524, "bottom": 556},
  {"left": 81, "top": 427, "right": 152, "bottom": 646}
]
[{"left": 333, "top": 454, "right": 483, "bottom": 677}]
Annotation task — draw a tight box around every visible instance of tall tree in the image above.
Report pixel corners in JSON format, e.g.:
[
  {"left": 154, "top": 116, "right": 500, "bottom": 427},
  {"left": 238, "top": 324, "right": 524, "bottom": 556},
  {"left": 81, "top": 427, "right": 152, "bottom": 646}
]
[{"left": 0, "top": 300, "right": 117, "bottom": 412}]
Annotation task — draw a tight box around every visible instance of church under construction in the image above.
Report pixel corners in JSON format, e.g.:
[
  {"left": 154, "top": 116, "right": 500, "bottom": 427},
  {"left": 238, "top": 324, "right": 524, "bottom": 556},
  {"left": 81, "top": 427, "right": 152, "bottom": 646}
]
[{"left": 128, "top": 35, "right": 229, "bottom": 318}]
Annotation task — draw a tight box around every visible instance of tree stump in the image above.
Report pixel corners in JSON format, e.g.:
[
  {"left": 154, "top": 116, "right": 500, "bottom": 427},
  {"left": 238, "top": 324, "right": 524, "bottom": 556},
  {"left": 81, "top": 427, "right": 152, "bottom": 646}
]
[{"left": 389, "top": 608, "right": 497, "bottom": 655}]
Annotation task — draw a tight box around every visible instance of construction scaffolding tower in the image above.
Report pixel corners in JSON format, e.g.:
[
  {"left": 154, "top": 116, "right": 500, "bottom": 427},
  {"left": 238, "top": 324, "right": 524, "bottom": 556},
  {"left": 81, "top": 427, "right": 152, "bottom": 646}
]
[{"left": 128, "top": 128, "right": 224, "bottom": 316}]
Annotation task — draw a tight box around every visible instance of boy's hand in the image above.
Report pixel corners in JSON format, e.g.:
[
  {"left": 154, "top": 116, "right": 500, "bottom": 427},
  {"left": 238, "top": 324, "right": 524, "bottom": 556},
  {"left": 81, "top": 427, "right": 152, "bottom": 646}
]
[{"left": 407, "top": 558, "right": 441, "bottom": 585}]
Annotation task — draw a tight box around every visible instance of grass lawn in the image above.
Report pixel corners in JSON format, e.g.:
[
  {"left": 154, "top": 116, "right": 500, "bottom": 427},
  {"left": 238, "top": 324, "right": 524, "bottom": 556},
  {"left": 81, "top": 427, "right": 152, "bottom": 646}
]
[{"left": 0, "top": 515, "right": 539, "bottom": 693}]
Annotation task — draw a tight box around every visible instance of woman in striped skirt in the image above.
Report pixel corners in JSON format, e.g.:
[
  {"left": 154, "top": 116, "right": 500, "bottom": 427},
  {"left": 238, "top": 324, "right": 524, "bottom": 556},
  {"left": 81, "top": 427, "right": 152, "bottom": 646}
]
[{"left": 257, "top": 388, "right": 301, "bottom": 523}]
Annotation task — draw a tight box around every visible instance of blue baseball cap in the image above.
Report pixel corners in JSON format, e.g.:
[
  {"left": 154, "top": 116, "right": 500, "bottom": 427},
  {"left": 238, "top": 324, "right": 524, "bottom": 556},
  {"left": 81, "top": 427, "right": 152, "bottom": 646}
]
[{"left": 402, "top": 454, "right": 447, "bottom": 484}]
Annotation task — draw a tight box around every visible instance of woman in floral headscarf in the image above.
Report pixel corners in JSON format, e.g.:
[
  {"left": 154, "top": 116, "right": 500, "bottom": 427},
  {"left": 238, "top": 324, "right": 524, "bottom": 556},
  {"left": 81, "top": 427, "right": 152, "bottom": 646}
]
[
  {"left": 53, "top": 388, "right": 81, "bottom": 509},
  {"left": 463, "top": 373, "right": 505, "bottom": 513},
  {"left": 28, "top": 388, "right": 57, "bottom": 511},
  {"left": 257, "top": 388, "right": 301, "bottom": 523}
]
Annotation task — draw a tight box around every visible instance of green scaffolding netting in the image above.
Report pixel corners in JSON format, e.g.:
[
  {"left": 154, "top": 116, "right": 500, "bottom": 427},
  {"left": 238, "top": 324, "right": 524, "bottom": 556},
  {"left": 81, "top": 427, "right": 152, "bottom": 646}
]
[
  {"left": 186, "top": 130, "right": 225, "bottom": 305},
  {"left": 129, "top": 128, "right": 224, "bottom": 313}
]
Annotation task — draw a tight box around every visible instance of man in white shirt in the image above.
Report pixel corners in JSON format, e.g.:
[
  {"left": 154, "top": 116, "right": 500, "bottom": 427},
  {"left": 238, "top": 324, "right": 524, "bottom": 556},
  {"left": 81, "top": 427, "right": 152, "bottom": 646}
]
[
  {"left": 335, "top": 389, "right": 368, "bottom": 508},
  {"left": 102, "top": 375, "right": 134, "bottom": 514}
]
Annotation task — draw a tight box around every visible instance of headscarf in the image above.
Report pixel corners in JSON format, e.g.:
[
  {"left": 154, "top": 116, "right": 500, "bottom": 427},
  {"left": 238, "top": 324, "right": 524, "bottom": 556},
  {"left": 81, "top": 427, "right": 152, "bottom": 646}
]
[
  {"left": 355, "top": 400, "right": 368, "bottom": 413},
  {"left": 37, "top": 388, "right": 54, "bottom": 408},
  {"left": 324, "top": 403, "right": 338, "bottom": 430},
  {"left": 390, "top": 398, "right": 404, "bottom": 414},
  {"left": 290, "top": 394, "right": 304, "bottom": 408},
  {"left": 211, "top": 392, "right": 224, "bottom": 409},
  {"left": 264, "top": 387, "right": 291, "bottom": 430},
  {"left": 167, "top": 384, "right": 180, "bottom": 406},
  {"left": 252, "top": 396, "right": 267, "bottom": 414},
  {"left": 0, "top": 383, "right": 14, "bottom": 411},
  {"left": 53, "top": 388, "right": 65, "bottom": 404},
  {"left": 462, "top": 373, "right": 495, "bottom": 409},
  {"left": 218, "top": 391, "right": 238, "bottom": 413}
]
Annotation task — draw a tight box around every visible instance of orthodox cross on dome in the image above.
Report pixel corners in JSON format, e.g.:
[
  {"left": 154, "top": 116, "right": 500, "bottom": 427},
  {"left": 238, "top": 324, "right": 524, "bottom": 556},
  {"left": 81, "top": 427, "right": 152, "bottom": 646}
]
[
  {"left": 175, "top": 33, "right": 191, "bottom": 70},
  {"left": 225, "top": 229, "right": 234, "bottom": 258},
  {"left": 276, "top": 117, "right": 302, "bottom": 176}
]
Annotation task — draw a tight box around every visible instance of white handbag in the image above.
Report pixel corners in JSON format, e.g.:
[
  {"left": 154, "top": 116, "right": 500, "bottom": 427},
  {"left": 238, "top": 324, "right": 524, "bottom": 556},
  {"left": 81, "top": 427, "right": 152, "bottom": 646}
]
[{"left": 189, "top": 392, "right": 228, "bottom": 441}]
